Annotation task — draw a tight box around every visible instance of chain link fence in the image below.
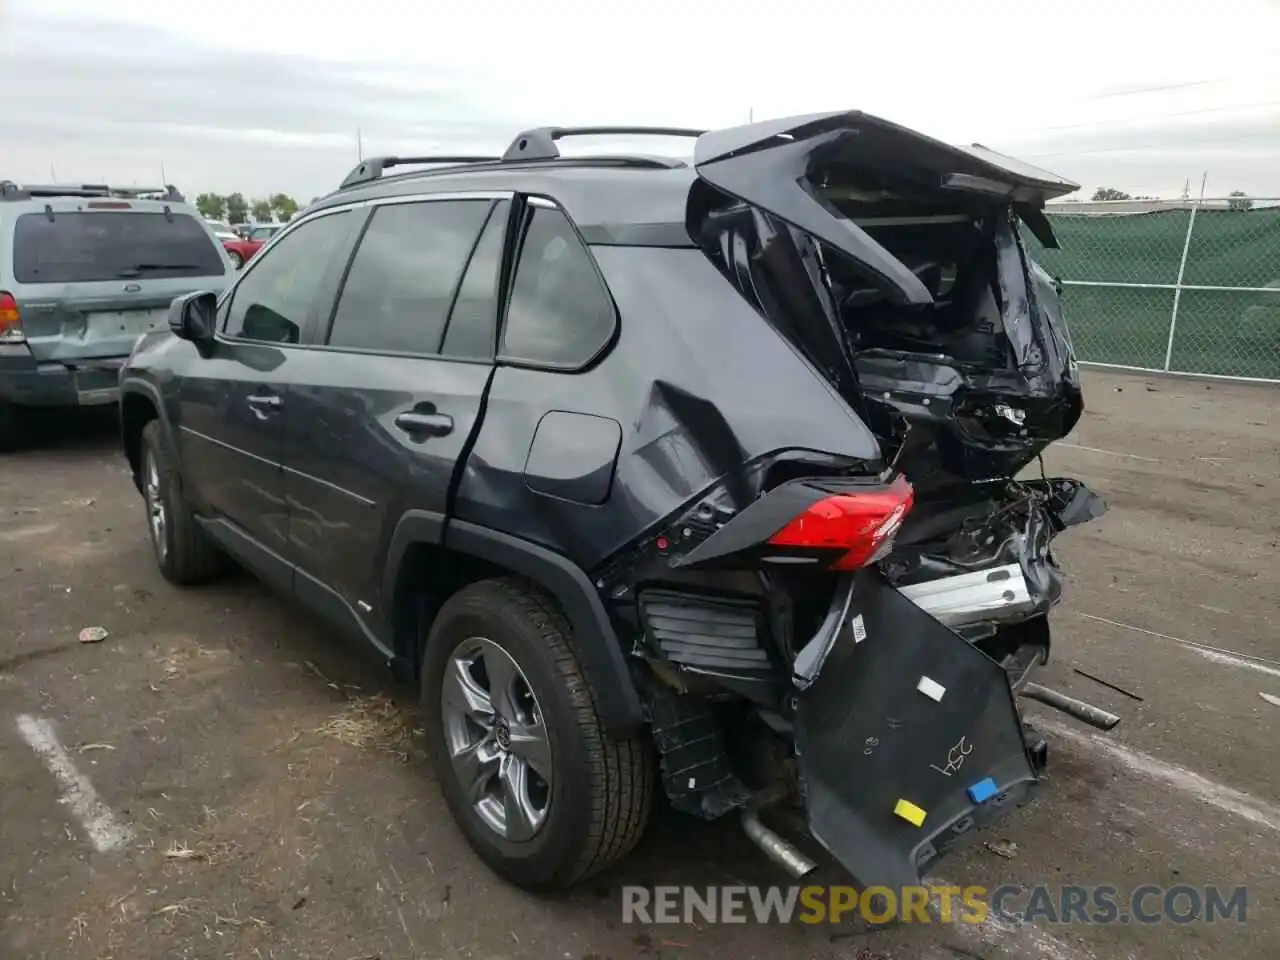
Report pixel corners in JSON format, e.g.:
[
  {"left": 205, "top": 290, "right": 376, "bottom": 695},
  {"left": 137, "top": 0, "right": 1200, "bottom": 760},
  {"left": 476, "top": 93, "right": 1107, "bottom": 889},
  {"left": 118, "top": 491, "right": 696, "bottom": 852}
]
[{"left": 1023, "top": 198, "right": 1280, "bottom": 381}]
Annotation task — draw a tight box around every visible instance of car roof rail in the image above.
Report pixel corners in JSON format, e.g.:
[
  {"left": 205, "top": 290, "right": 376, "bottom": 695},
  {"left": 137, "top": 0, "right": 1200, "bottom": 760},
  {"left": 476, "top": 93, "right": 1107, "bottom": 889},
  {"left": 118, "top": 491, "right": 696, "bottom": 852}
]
[
  {"left": 0, "top": 181, "right": 185, "bottom": 202},
  {"left": 501, "top": 126, "right": 705, "bottom": 162},
  {"left": 334, "top": 130, "right": 705, "bottom": 191},
  {"left": 339, "top": 155, "right": 502, "bottom": 190}
]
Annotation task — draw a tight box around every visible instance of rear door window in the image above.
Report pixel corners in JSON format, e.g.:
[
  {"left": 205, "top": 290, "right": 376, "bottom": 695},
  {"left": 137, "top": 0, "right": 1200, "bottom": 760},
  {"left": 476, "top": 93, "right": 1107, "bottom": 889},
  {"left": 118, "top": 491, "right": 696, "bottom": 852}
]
[
  {"left": 500, "top": 203, "right": 615, "bottom": 368},
  {"left": 326, "top": 199, "right": 492, "bottom": 355},
  {"left": 11, "top": 211, "right": 225, "bottom": 283}
]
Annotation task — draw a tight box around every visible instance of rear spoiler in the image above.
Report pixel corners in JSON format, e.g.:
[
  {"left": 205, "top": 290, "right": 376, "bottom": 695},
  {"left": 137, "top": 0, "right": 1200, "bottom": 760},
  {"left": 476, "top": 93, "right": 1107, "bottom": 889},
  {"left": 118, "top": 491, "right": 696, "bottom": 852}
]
[
  {"left": 694, "top": 112, "right": 1077, "bottom": 204},
  {"left": 692, "top": 111, "right": 1078, "bottom": 304}
]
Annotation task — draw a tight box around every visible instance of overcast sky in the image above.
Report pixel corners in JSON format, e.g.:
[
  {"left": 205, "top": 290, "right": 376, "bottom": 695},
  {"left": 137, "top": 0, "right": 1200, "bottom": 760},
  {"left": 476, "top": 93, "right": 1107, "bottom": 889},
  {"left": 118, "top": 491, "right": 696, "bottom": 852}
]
[{"left": 4, "top": 0, "right": 1280, "bottom": 203}]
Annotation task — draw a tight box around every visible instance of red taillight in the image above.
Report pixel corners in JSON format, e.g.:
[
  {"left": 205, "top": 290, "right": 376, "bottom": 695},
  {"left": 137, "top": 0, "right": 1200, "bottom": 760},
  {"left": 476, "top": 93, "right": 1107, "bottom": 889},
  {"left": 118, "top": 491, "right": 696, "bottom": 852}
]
[
  {"left": 767, "top": 475, "right": 914, "bottom": 570},
  {"left": 0, "top": 291, "right": 23, "bottom": 343}
]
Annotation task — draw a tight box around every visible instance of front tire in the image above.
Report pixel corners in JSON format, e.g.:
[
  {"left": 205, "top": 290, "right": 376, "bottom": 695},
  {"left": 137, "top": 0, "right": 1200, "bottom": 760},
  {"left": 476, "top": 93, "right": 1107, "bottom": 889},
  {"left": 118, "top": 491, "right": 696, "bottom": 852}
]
[
  {"left": 422, "top": 578, "right": 653, "bottom": 891},
  {"left": 139, "top": 420, "right": 224, "bottom": 585}
]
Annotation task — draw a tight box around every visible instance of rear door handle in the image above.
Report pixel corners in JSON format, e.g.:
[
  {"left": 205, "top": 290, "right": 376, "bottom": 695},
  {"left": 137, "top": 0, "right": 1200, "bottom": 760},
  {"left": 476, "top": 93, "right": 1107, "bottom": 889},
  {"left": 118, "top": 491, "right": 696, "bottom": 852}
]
[
  {"left": 394, "top": 411, "right": 453, "bottom": 438},
  {"left": 247, "top": 394, "right": 282, "bottom": 414}
]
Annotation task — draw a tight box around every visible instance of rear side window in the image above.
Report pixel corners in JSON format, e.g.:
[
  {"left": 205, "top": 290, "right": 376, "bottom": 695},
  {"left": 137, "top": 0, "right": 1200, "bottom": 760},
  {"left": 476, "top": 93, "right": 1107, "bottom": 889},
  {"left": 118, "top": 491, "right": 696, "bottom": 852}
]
[
  {"left": 501, "top": 204, "right": 615, "bottom": 367},
  {"left": 440, "top": 201, "right": 509, "bottom": 360},
  {"left": 224, "top": 212, "right": 351, "bottom": 344},
  {"left": 11, "top": 211, "right": 225, "bottom": 284},
  {"left": 327, "top": 200, "right": 491, "bottom": 355}
]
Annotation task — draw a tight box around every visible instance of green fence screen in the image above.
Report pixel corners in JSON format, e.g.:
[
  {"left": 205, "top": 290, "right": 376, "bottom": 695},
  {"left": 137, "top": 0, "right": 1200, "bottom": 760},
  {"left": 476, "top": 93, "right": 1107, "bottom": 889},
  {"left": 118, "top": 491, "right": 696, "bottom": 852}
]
[{"left": 1023, "top": 207, "right": 1280, "bottom": 380}]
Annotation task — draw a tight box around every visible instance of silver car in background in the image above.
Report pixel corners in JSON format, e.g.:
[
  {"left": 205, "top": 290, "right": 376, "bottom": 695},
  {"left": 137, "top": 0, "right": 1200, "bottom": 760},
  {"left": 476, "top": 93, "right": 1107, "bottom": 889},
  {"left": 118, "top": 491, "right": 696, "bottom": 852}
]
[{"left": 0, "top": 181, "right": 232, "bottom": 448}]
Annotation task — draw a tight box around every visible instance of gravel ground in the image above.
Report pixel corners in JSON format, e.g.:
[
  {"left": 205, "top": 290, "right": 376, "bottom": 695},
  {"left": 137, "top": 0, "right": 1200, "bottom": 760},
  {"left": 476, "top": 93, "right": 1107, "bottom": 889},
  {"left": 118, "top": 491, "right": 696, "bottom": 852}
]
[{"left": 1, "top": 368, "right": 1277, "bottom": 960}]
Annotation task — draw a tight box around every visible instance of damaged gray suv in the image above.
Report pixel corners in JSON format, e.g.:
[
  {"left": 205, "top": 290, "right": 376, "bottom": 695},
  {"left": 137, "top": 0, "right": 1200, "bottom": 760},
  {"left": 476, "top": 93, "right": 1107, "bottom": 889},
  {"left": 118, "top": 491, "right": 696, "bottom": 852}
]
[{"left": 119, "top": 111, "right": 1111, "bottom": 893}]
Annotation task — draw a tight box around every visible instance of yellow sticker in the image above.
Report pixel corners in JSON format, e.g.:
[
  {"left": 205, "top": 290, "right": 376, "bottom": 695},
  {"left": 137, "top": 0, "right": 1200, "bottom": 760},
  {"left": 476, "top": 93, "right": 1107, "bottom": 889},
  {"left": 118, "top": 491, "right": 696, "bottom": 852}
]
[{"left": 894, "top": 798, "right": 927, "bottom": 827}]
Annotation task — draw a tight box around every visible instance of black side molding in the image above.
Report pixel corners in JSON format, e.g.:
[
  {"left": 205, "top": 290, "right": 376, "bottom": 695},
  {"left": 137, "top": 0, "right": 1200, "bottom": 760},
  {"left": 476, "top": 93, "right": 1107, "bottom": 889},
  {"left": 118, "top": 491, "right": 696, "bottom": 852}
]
[
  {"left": 197, "top": 516, "right": 294, "bottom": 599},
  {"left": 444, "top": 520, "right": 645, "bottom": 737}
]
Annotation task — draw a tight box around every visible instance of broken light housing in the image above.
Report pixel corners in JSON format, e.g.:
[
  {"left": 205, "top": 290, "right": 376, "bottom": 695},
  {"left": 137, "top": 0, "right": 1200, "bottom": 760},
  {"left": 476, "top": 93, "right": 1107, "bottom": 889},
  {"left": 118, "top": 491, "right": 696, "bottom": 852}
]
[{"left": 767, "top": 475, "right": 914, "bottom": 570}]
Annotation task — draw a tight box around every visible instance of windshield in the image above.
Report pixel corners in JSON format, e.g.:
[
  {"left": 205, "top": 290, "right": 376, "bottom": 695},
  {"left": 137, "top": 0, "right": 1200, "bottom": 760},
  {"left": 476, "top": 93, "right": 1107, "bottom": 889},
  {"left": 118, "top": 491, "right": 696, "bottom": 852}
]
[{"left": 12, "top": 211, "right": 226, "bottom": 283}]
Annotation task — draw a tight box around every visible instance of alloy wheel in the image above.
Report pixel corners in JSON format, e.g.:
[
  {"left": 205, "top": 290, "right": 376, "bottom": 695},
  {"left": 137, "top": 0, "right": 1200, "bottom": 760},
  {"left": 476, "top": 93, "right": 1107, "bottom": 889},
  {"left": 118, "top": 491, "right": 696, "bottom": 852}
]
[
  {"left": 143, "top": 450, "right": 167, "bottom": 563},
  {"left": 441, "top": 636, "right": 552, "bottom": 841}
]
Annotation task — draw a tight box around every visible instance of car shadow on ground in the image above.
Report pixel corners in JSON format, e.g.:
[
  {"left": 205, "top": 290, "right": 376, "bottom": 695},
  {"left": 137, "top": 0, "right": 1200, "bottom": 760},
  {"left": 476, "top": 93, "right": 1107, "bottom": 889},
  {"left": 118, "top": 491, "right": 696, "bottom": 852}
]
[{"left": 8, "top": 406, "right": 121, "bottom": 457}]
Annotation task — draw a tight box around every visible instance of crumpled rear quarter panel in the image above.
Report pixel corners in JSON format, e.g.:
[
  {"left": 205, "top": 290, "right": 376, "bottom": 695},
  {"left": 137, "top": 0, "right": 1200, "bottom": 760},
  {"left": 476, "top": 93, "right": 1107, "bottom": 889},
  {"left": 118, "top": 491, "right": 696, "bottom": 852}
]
[{"left": 453, "top": 245, "right": 881, "bottom": 572}]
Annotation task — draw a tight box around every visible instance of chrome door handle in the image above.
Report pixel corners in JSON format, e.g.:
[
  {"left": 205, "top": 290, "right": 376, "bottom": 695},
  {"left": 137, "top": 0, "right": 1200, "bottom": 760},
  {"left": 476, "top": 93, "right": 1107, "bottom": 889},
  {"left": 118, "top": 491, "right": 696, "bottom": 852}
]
[
  {"left": 394, "top": 411, "right": 453, "bottom": 437},
  {"left": 247, "top": 394, "right": 282, "bottom": 412}
]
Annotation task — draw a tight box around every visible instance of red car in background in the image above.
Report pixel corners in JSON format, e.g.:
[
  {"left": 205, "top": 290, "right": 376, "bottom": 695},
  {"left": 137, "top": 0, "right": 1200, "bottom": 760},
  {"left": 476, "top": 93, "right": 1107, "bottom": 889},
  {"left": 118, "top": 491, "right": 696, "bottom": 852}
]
[{"left": 221, "top": 223, "right": 283, "bottom": 269}]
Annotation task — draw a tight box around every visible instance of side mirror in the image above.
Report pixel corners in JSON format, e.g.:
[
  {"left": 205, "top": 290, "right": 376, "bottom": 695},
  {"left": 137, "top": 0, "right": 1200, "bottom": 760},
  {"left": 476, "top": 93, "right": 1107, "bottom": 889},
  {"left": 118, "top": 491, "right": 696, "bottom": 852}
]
[{"left": 168, "top": 291, "right": 218, "bottom": 344}]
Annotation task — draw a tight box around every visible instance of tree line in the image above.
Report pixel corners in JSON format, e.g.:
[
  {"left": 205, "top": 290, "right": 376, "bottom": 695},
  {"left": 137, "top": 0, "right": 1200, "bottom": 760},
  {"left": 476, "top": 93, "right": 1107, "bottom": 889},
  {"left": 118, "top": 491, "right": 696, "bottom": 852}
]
[
  {"left": 195, "top": 192, "right": 300, "bottom": 224},
  {"left": 1090, "top": 187, "right": 1254, "bottom": 210}
]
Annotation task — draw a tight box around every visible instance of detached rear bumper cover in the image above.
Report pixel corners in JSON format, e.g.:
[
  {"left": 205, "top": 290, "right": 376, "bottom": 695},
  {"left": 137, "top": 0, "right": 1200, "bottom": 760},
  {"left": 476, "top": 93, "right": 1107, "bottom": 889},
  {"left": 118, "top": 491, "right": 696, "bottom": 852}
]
[{"left": 795, "top": 569, "right": 1037, "bottom": 891}]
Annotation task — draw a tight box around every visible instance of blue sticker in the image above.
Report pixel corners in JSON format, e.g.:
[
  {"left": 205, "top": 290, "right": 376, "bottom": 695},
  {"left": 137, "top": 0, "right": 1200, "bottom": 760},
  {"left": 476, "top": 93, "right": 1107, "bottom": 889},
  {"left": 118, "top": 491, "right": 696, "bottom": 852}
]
[{"left": 967, "top": 777, "right": 998, "bottom": 804}]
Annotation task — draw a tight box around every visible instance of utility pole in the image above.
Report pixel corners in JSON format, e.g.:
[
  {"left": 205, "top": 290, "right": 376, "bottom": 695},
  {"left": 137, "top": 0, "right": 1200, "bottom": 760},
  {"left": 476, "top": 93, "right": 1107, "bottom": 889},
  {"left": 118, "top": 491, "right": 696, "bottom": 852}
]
[
  {"left": 161, "top": 160, "right": 168, "bottom": 185},
  {"left": 357, "top": 128, "right": 364, "bottom": 161}
]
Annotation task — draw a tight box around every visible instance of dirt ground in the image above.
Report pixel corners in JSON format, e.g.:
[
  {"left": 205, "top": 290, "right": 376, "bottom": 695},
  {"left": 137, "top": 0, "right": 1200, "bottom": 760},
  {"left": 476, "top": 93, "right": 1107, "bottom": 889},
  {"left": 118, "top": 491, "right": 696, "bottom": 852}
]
[{"left": 1, "top": 368, "right": 1277, "bottom": 960}]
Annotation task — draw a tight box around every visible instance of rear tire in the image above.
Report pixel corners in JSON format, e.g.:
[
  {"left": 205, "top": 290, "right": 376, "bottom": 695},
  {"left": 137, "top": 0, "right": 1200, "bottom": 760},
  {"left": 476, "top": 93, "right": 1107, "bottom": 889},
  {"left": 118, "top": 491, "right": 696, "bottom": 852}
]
[
  {"left": 139, "top": 420, "right": 224, "bottom": 585},
  {"left": 422, "top": 577, "right": 653, "bottom": 891}
]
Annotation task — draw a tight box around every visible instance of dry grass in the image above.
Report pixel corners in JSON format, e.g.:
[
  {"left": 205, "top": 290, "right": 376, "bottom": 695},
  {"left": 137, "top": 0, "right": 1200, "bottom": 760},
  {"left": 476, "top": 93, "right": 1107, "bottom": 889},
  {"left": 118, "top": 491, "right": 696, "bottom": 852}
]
[
  {"left": 148, "top": 898, "right": 203, "bottom": 936},
  {"left": 152, "top": 901, "right": 194, "bottom": 919},
  {"left": 314, "top": 694, "right": 417, "bottom": 758},
  {"left": 161, "top": 837, "right": 240, "bottom": 866},
  {"left": 66, "top": 912, "right": 89, "bottom": 943},
  {"left": 150, "top": 641, "right": 233, "bottom": 683}
]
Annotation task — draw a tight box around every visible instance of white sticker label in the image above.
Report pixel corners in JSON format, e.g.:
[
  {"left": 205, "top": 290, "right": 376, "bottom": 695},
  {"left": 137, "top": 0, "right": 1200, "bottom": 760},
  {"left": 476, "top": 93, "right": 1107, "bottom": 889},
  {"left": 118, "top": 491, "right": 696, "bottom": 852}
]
[
  {"left": 851, "top": 614, "right": 867, "bottom": 643},
  {"left": 917, "top": 676, "right": 947, "bottom": 702}
]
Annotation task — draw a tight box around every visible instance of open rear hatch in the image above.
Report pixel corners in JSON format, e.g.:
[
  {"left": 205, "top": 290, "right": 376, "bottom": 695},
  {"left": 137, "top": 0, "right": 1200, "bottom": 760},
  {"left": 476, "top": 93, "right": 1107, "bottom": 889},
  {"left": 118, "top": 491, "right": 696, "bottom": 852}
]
[
  {"left": 693, "top": 109, "right": 1079, "bottom": 302},
  {"left": 690, "top": 110, "right": 1085, "bottom": 493}
]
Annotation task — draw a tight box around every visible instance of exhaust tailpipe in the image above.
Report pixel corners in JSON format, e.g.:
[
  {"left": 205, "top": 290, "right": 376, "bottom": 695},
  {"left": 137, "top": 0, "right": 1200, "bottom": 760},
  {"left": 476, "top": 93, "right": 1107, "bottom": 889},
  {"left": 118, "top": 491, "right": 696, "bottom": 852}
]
[
  {"left": 1020, "top": 682, "right": 1121, "bottom": 731},
  {"left": 740, "top": 803, "right": 818, "bottom": 879}
]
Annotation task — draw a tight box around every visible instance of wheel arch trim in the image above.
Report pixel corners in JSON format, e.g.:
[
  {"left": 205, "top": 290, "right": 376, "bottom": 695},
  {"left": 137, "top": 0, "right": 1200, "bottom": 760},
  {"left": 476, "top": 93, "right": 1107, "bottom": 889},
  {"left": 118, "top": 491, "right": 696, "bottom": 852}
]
[
  {"left": 383, "top": 513, "right": 645, "bottom": 737},
  {"left": 120, "top": 379, "right": 176, "bottom": 476}
]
